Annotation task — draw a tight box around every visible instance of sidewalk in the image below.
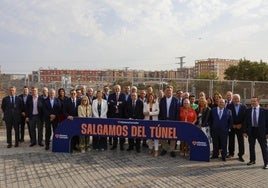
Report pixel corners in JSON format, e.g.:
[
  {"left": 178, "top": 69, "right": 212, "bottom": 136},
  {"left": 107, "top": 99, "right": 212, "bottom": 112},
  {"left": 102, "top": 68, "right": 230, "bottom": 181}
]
[{"left": 0, "top": 126, "right": 267, "bottom": 188}]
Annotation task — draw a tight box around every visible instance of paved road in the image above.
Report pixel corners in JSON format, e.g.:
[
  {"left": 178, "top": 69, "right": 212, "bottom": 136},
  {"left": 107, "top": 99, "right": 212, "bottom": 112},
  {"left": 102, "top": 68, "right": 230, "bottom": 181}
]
[{"left": 0, "top": 127, "right": 267, "bottom": 188}]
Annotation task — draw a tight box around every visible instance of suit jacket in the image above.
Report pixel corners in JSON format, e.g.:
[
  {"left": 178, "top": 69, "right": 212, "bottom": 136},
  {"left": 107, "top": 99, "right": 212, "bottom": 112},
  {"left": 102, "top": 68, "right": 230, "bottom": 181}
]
[
  {"left": 210, "top": 107, "right": 233, "bottom": 134},
  {"left": 92, "top": 99, "right": 108, "bottom": 118},
  {"left": 25, "top": 95, "right": 43, "bottom": 119},
  {"left": 227, "top": 103, "right": 247, "bottom": 125},
  {"left": 63, "top": 97, "right": 81, "bottom": 118},
  {"left": 18, "top": 94, "right": 31, "bottom": 114},
  {"left": 125, "top": 99, "right": 144, "bottom": 120},
  {"left": 43, "top": 97, "right": 61, "bottom": 123},
  {"left": 158, "top": 96, "right": 179, "bottom": 121},
  {"left": 243, "top": 107, "right": 268, "bottom": 138},
  {"left": 107, "top": 92, "right": 126, "bottom": 118},
  {"left": 1, "top": 95, "right": 23, "bottom": 123}
]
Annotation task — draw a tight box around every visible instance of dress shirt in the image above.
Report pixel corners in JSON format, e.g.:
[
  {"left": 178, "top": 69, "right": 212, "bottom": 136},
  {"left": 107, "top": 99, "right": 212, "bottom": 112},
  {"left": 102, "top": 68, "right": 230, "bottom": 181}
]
[{"left": 166, "top": 97, "right": 172, "bottom": 118}]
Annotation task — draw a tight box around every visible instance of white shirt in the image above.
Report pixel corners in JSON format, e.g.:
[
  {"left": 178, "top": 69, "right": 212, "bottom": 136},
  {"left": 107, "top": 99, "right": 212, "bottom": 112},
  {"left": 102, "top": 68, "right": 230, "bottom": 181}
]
[{"left": 166, "top": 97, "right": 172, "bottom": 118}]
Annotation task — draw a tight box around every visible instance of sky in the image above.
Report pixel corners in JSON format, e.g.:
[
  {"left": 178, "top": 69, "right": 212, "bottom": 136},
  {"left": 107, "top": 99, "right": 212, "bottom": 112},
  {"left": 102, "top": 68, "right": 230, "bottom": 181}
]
[{"left": 1, "top": 0, "right": 268, "bottom": 74}]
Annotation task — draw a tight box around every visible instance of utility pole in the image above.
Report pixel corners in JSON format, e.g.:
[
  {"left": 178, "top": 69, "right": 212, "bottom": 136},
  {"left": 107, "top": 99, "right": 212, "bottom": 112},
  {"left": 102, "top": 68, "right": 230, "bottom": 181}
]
[{"left": 175, "top": 56, "right": 186, "bottom": 69}]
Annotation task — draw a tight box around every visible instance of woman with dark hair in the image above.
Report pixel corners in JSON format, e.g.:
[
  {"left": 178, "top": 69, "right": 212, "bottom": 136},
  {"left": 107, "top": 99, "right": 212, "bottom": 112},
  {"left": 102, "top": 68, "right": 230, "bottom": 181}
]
[
  {"left": 57, "top": 88, "right": 68, "bottom": 123},
  {"left": 143, "top": 93, "right": 159, "bottom": 157}
]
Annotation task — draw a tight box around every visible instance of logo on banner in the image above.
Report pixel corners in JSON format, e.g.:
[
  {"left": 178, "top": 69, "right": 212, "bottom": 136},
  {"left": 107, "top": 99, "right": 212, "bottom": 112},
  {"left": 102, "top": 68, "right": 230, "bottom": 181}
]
[
  {"left": 192, "top": 141, "right": 207, "bottom": 147},
  {"left": 55, "top": 134, "right": 69, "bottom": 139}
]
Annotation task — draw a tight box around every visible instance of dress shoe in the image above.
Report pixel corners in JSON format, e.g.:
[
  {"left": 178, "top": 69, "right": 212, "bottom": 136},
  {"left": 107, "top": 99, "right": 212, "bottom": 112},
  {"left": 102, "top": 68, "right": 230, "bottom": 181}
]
[
  {"left": 222, "top": 158, "right": 226, "bottom": 161},
  {"left": 120, "top": 146, "right": 124, "bottom": 151},
  {"left": 14, "top": 143, "right": 19, "bottom": 147},
  {"left": 263, "top": 164, "right": 268, "bottom": 169},
  {"left": 39, "top": 143, "right": 44, "bottom": 147},
  {"left": 7, "top": 144, "right": 12, "bottom": 148},
  {"left": 247, "top": 161, "right": 256, "bottom": 166},
  {"left": 110, "top": 146, "right": 117, "bottom": 150},
  {"left": 226, "top": 154, "right": 234, "bottom": 158},
  {"left": 210, "top": 156, "right": 218, "bottom": 159},
  {"left": 238, "top": 156, "right": 245, "bottom": 162},
  {"left": 170, "top": 151, "right": 176, "bottom": 158},
  {"left": 136, "top": 148, "right": 141, "bottom": 153},
  {"left": 29, "top": 143, "right": 36, "bottom": 147},
  {"left": 154, "top": 151, "right": 159, "bottom": 157},
  {"left": 45, "top": 145, "right": 49, "bottom": 150},
  {"left": 160, "top": 149, "right": 167, "bottom": 156}
]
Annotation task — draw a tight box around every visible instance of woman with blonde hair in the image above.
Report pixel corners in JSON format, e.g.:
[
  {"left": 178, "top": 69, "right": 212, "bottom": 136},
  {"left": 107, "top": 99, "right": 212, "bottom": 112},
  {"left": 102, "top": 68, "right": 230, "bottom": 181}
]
[
  {"left": 78, "top": 96, "right": 92, "bottom": 153},
  {"left": 143, "top": 93, "right": 159, "bottom": 157},
  {"left": 195, "top": 97, "right": 211, "bottom": 143},
  {"left": 92, "top": 90, "right": 108, "bottom": 150}
]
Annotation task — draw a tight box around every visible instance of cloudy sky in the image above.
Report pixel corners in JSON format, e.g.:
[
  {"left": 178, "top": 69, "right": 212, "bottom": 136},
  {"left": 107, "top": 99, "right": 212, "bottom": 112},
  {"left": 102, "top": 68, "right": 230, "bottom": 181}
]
[{"left": 1, "top": 0, "right": 268, "bottom": 74}]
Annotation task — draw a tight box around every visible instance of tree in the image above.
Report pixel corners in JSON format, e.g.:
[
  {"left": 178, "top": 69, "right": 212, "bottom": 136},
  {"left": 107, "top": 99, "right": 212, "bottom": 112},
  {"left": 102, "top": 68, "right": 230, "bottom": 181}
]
[{"left": 224, "top": 59, "right": 268, "bottom": 81}]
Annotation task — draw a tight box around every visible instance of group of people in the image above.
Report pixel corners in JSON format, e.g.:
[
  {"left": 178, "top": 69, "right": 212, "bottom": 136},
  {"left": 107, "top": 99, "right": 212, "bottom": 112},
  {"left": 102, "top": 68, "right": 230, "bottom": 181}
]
[{"left": 1, "top": 84, "right": 268, "bottom": 169}]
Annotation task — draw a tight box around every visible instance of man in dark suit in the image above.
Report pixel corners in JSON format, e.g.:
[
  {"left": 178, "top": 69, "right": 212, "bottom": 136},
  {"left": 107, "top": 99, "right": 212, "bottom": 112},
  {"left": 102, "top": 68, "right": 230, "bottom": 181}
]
[
  {"left": 107, "top": 84, "right": 126, "bottom": 150},
  {"left": 210, "top": 99, "right": 233, "bottom": 161},
  {"left": 1, "top": 86, "right": 23, "bottom": 148},
  {"left": 125, "top": 92, "right": 144, "bottom": 153},
  {"left": 158, "top": 85, "right": 179, "bottom": 157},
  {"left": 18, "top": 86, "right": 31, "bottom": 142},
  {"left": 25, "top": 87, "right": 44, "bottom": 147},
  {"left": 243, "top": 97, "right": 268, "bottom": 169},
  {"left": 43, "top": 89, "right": 61, "bottom": 150},
  {"left": 63, "top": 89, "right": 81, "bottom": 151},
  {"left": 226, "top": 94, "right": 247, "bottom": 162}
]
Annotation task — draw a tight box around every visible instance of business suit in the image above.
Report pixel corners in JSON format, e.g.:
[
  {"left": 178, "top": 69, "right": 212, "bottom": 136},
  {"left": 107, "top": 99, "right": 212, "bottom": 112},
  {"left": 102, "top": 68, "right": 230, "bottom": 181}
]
[
  {"left": 1, "top": 95, "right": 23, "bottom": 147},
  {"left": 92, "top": 98, "right": 108, "bottom": 150},
  {"left": 63, "top": 97, "right": 81, "bottom": 151},
  {"left": 227, "top": 102, "right": 247, "bottom": 158},
  {"left": 43, "top": 97, "right": 61, "bottom": 148},
  {"left": 158, "top": 96, "right": 179, "bottom": 156},
  {"left": 244, "top": 106, "right": 268, "bottom": 167},
  {"left": 107, "top": 92, "right": 126, "bottom": 150},
  {"left": 125, "top": 98, "right": 144, "bottom": 152},
  {"left": 25, "top": 95, "right": 44, "bottom": 146},
  {"left": 210, "top": 106, "right": 233, "bottom": 160},
  {"left": 18, "top": 93, "right": 31, "bottom": 141}
]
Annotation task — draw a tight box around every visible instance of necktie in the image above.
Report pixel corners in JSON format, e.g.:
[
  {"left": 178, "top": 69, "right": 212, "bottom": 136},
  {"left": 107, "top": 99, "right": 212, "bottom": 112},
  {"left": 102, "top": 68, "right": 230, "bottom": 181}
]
[
  {"left": 132, "top": 101, "right": 136, "bottom": 110},
  {"left": 72, "top": 99, "right": 76, "bottom": 108},
  {"left": 11, "top": 96, "right": 14, "bottom": 105},
  {"left": 116, "top": 94, "right": 119, "bottom": 101},
  {"left": 219, "top": 110, "right": 222, "bottom": 119},
  {"left": 253, "top": 108, "right": 257, "bottom": 127},
  {"left": 51, "top": 99, "right": 54, "bottom": 108}
]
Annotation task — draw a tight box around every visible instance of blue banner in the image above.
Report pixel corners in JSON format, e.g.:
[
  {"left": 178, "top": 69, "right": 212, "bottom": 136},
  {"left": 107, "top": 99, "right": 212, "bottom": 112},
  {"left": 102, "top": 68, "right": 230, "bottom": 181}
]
[{"left": 52, "top": 118, "right": 210, "bottom": 162}]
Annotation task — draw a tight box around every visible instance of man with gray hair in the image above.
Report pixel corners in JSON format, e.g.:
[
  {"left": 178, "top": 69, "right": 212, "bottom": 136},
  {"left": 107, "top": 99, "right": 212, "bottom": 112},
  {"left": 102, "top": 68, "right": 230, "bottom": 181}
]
[{"left": 226, "top": 94, "right": 247, "bottom": 162}]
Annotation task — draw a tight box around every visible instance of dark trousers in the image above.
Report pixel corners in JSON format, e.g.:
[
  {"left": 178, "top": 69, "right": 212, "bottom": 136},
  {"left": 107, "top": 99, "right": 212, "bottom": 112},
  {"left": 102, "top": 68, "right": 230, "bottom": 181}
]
[
  {"left": 45, "top": 120, "right": 58, "bottom": 146},
  {"left": 5, "top": 120, "right": 19, "bottom": 145},
  {"left": 20, "top": 116, "right": 30, "bottom": 141},
  {"left": 93, "top": 136, "right": 107, "bottom": 150},
  {"left": 248, "top": 127, "right": 268, "bottom": 165},
  {"left": 228, "top": 128, "right": 244, "bottom": 157},
  {"left": 128, "top": 138, "right": 141, "bottom": 150},
  {"left": 212, "top": 131, "right": 228, "bottom": 159},
  {"left": 29, "top": 115, "right": 43, "bottom": 145},
  {"left": 112, "top": 137, "right": 125, "bottom": 148}
]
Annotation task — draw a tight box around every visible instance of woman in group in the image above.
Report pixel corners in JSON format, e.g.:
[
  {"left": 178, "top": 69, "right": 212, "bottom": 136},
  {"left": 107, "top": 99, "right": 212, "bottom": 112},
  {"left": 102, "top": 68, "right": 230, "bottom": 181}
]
[
  {"left": 57, "top": 88, "right": 68, "bottom": 123},
  {"left": 195, "top": 97, "right": 211, "bottom": 143},
  {"left": 179, "top": 99, "right": 197, "bottom": 157},
  {"left": 78, "top": 96, "right": 92, "bottom": 153},
  {"left": 92, "top": 90, "right": 108, "bottom": 150},
  {"left": 143, "top": 93, "right": 159, "bottom": 157}
]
